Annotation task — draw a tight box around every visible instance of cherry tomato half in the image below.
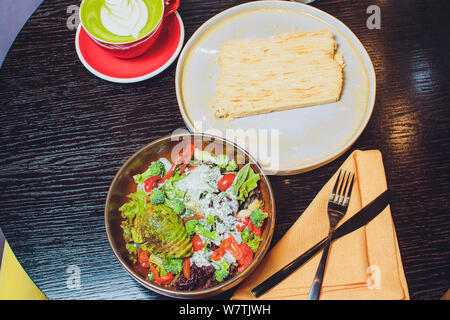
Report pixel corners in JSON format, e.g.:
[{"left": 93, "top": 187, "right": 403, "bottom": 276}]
[
  {"left": 217, "top": 173, "right": 236, "bottom": 192},
  {"left": 144, "top": 176, "right": 161, "bottom": 193},
  {"left": 192, "top": 235, "right": 204, "bottom": 251}
]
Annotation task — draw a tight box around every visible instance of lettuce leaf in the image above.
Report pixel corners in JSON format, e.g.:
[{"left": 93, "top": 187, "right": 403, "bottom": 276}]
[
  {"left": 233, "top": 164, "right": 251, "bottom": 195},
  {"left": 119, "top": 190, "right": 147, "bottom": 221},
  {"left": 233, "top": 164, "right": 260, "bottom": 201},
  {"left": 240, "top": 228, "right": 262, "bottom": 253},
  {"left": 214, "top": 260, "right": 230, "bottom": 282}
]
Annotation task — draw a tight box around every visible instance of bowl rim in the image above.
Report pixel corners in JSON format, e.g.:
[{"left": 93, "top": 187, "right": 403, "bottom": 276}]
[{"left": 104, "top": 132, "right": 276, "bottom": 298}]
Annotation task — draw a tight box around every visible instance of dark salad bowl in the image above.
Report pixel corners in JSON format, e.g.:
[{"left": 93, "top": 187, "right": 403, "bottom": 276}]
[{"left": 105, "top": 133, "right": 275, "bottom": 299}]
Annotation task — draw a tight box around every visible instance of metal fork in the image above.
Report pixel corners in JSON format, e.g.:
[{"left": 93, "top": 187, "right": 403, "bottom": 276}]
[{"left": 307, "top": 170, "right": 355, "bottom": 300}]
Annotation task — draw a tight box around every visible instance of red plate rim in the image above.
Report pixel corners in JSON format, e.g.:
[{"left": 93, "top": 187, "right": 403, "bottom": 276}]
[{"left": 75, "top": 11, "right": 184, "bottom": 83}]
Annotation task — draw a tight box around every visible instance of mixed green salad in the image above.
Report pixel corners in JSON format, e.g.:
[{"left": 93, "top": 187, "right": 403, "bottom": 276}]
[{"left": 119, "top": 144, "right": 269, "bottom": 290}]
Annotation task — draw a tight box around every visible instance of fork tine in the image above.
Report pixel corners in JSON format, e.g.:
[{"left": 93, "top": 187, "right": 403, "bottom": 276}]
[
  {"left": 330, "top": 170, "right": 342, "bottom": 201},
  {"left": 343, "top": 173, "right": 355, "bottom": 206},
  {"left": 338, "top": 172, "right": 352, "bottom": 205},
  {"left": 335, "top": 171, "right": 348, "bottom": 204}
]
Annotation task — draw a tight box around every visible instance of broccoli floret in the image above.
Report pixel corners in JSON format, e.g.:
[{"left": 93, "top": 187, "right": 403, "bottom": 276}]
[
  {"left": 133, "top": 160, "right": 166, "bottom": 183},
  {"left": 148, "top": 160, "right": 166, "bottom": 176},
  {"left": 150, "top": 188, "right": 165, "bottom": 205},
  {"left": 214, "top": 260, "right": 230, "bottom": 282},
  {"left": 250, "top": 208, "right": 268, "bottom": 228},
  {"left": 162, "top": 258, "right": 183, "bottom": 274},
  {"left": 165, "top": 198, "right": 185, "bottom": 215}
]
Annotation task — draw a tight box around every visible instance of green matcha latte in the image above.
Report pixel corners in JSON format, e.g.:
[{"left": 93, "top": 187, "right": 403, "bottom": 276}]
[{"left": 80, "top": 0, "right": 164, "bottom": 43}]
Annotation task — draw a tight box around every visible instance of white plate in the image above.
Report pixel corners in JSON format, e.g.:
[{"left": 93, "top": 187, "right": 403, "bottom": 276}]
[{"left": 175, "top": 1, "right": 375, "bottom": 175}]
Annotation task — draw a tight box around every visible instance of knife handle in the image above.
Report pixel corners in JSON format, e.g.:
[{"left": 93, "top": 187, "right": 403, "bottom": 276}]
[
  {"left": 251, "top": 229, "right": 362, "bottom": 298},
  {"left": 251, "top": 237, "right": 328, "bottom": 298},
  {"left": 307, "top": 235, "right": 332, "bottom": 300}
]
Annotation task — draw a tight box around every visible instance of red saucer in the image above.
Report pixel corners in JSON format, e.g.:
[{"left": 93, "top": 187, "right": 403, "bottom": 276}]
[{"left": 75, "top": 12, "right": 184, "bottom": 83}]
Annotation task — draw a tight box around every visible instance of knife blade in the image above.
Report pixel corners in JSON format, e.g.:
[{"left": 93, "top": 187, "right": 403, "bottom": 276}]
[{"left": 251, "top": 189, "right": 392, "bottom": 298}]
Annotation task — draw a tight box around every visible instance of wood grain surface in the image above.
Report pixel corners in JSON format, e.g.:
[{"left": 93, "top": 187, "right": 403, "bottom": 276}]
[{"left": 0, "top": 0, "right": 449, "bottom": 300}]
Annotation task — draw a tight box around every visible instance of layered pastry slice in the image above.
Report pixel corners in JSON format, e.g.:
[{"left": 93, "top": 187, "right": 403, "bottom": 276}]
[{"left": 214, "top": 30, "right": 345, "bottom": 119}]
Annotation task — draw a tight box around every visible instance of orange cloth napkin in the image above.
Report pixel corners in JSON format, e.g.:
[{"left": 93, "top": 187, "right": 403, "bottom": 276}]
[{"left": 232, "top": 150, "right": 409, "bottom": 300}]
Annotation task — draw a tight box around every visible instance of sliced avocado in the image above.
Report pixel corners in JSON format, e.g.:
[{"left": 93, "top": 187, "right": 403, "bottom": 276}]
[
  {"left": 167, "top": 234, "right": 191, "bottom": 258},
  {"left": 133, "top": 203, "right": 193, "bottom": 258},
  {"left": 174, "top": 238, "right": 193, "bottom": 258}
]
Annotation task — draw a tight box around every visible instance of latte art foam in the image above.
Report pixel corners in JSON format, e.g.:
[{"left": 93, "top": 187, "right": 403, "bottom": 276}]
[{"left": 100, "top": 0, "right": 149, "bottom": 38}]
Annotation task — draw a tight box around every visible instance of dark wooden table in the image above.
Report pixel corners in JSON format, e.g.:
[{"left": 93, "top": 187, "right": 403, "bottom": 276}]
[{"left": 0, "top": 0, "right": 449, "bottom": 300}]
